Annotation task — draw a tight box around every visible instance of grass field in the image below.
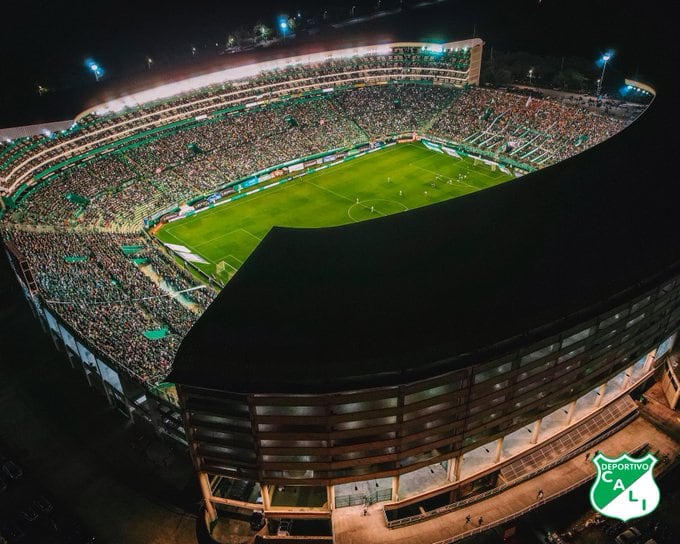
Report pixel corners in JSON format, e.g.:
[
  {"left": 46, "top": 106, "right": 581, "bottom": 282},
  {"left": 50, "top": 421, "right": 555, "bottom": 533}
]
[{"left": 156, "top": 142, "right": 513, "bottom": 283}]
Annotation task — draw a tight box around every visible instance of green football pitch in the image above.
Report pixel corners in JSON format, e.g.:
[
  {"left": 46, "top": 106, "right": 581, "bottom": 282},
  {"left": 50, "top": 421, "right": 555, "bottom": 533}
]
[{"left": 156, "top": 142, "right": 513, "bottom": 283}]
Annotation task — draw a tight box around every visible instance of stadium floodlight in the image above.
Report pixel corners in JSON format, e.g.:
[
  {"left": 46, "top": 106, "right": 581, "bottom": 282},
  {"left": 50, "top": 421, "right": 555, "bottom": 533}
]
[
  {"left": 279, "top": 19, "right": 289, "bottom": 44},
  {"left": 596, "top": 51, "right": 613, "bottom": 97},
  {"left": 147, "top": 57, "right": 153, "bottom": 70},
  {"left": 86, "top": 58, "right": 103, "bottom": 81},
  {"left": 528, "top": 68, "right": 534, "bottom": 86}
]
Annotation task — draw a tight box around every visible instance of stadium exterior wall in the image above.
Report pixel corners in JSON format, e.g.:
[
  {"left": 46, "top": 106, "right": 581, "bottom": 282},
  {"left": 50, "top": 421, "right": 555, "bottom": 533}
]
[{"left": 176, "top": 268, "right": 680, "bottom": 488}]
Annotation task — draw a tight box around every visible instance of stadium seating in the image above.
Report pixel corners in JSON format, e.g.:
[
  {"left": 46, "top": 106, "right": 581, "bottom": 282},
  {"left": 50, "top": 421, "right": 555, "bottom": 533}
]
[{"left": 1, "top": 60, "right": 632, "bottom": 386}]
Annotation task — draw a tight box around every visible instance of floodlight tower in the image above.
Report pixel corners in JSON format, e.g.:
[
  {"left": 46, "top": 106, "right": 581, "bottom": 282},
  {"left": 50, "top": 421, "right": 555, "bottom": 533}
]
[
  {"left": 596, "top": 53, "right": 612, "bottom": 97},
  {"left": 90, "top": 64, "right": 101, "bottom": 82},
  {"left": 280, "top": 21, "right": 288, "bottom": 44}
]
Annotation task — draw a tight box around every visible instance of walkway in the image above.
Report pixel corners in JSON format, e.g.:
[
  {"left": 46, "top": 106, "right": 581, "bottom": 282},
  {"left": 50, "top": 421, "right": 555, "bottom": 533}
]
[{"left": 332, "top": 414, "right": 680, "bottom": 544}]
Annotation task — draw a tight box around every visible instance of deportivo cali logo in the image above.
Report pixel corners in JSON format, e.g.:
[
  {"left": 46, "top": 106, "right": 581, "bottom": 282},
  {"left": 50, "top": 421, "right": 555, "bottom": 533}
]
[{"left": 589, "top": 452, "right": 660, "bottom": 522}]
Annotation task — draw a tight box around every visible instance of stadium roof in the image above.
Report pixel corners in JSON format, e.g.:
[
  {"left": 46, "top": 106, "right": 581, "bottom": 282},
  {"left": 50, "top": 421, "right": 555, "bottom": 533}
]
[
  {"left": 170, "top": 19, "right": 680, "bottom": 395},
  {"left": 78, "top": 40, "right": 482, "bottom": 119}
]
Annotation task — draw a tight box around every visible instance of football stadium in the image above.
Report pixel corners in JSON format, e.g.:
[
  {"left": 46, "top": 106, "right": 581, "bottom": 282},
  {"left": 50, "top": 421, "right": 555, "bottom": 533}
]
[{"left": 1, "top": 36, "right": 679, "bottom": 543}]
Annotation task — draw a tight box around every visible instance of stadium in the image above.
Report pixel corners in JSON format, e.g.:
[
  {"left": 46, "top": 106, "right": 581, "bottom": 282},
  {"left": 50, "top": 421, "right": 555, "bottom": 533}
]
[{"left": 1, "top": 35, "right": 678, "bottom": 543}]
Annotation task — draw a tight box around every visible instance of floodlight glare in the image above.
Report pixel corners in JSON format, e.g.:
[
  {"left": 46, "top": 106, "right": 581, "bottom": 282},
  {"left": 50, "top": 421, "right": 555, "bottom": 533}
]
[
  {"left": 596, "top": 51, "right": 613, "bottom": 96},
  {"left": 280, "top": 22, "right": 288, "bottom": 30},
  {"left": 91, "top": 64, "right": 99, "bottom": 71}
]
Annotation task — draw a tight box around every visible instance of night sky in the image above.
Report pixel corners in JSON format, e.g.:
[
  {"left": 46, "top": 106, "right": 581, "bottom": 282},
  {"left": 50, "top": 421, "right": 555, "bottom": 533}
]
[{"left": 1, "top": 0, "right": 662, "bottom": 126}]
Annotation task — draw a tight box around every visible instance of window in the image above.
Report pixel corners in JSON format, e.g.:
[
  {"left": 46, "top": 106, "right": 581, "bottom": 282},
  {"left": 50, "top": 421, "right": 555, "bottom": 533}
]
[
  {"left": 600, "top": 311, "right": 626, "bottom": 329},
  {"left": 474, "top": 362, "right": 512, "bottom": 384},
  {"left": 332, "top": 397, "right": 397, "bottom": 414},
  {"left": 562, "top": 327, "right": 594, "bottom": 348},
  {"left": 520, "top": 343, "right": 558, "bottom": 366},
  {"left": 657, "top": 334, "right": 676, "bottom": 358},
  {"left": 626, "top": 313, "right": 646, "bottom": 329},
  {"left": 404, "top": 382, "right": 460, "bottom": 405},
  {"left": 558, "top": 345, "right": 586, "bottom": 364},
  {"left": 631, "top": 296, "right": 651, "bottom": 313},
  {"left": 256, "top": 405, "right": 325, "bottom": 416},
  {"left": 517, "top": 360, "right": 554, "bottom": 381}
]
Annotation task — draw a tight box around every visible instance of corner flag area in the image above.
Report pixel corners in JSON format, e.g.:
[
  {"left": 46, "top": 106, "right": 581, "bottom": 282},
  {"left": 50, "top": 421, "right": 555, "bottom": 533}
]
[{"left": 156, "top": 143, "right": 513, "bottom": 283}]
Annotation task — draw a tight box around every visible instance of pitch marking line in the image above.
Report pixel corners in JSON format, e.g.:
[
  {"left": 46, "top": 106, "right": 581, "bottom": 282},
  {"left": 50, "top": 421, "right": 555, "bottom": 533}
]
[
  {"left": 161, "top": 229, "right": 218, "bottom": 267},
  {"left": 222, "top": 258, "right": 239, "bottom": 272},
  {"left": 164, "top": 183, "right": 293, "bottom": 231},
  {"left": 303, "top": 178, "right": 355, "bottom": 204},
  {"left": 212, "top": 254, "right": 244, "bottom": 274},
  {"left": 347, "top": 199, "right": 408, "bottom": 223},
  {"left": 241, "top": 228, "right": 262, "bottom": 242},
  {"left": 192, "top": 228, "right": 261, "bottom": 249},
  {"left": 162, "top": 144, "right": 429, "bottom": 232},
  {"left": 409, "top": 163, "right": 482, "bottom": 191},
  {"left": 409, "top": 148, "right": 503, "bottom": 181}
]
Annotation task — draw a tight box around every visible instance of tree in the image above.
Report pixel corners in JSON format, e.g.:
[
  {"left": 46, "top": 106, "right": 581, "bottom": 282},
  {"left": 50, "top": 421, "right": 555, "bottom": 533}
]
[
  {"left": 253, "top": 23, "right": 271, "bottom": 42},
  {"left": 552, "top": 68, "right": 588, "bottom": 91}
]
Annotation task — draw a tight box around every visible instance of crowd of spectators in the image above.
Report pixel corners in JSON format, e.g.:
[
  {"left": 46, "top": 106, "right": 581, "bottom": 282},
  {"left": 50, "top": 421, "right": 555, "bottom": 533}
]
[
  {"left": 5, "top": 230, "right": 214, "bottom": 384},
  {"left": 430, "top": 87, "right": 626, "bottom": 165},
  {"left": 334, "top": 84, "right": 458, "bottom": 138},
  {"left": 1, "top": 49, "right": 473, "bottom": 187},
  {"left": 8, "top": 85, "right": 627, "bottom": 228},
  {"left": 2, "top": 81, "right": 632, "bottom": 387},
  {"left": 7, "top": 95, "right": 371, "bottom": 228}
]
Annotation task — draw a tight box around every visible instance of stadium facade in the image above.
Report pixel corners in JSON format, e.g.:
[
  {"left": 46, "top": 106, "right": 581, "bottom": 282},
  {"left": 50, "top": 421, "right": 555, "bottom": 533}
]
[{"left": 1, "top": 35, "right": 678, "bottom": 542}]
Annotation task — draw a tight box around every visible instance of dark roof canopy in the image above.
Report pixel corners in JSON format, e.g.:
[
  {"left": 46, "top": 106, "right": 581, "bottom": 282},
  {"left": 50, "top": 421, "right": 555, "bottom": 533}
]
[{"left": 170, "top": 13, "right": 680, "bottom": 395}]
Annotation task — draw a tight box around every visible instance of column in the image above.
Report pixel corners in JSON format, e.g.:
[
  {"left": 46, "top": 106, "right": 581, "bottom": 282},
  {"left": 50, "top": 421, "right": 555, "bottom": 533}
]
[
  {"left": 101, "top": 380, "right": 113, "bottom": 407},
  {"left": 48, "top": 328, "right": 62, "bottom": 351},
  {"left": 451, "top": 454, "right": 463, "bottom": 482},
  {"left": 621, "top": 365, "right": 635, "bottom": 390},
  {"left": 643, "top": 350, "right": 657, "bottom": 372},
  {"left": 530, "top": 418, "right": 542, "bottom": 445},
  {"left": 327, "top": 485, "right": 335, "bottom": 511},
  {"left": 123, "top": 394, "right": 135, "bottom": 422},
  {"left": 446, "top": 457, "right": 457, "bottom": 482},
  {"left": 493, "top": 437, "right": 504, "bottom": 463},
  {"left": 596, "top": 383, "right": 607, "bottom": 408},
  {"left": 261, "top": 483, "right": 272, "bottom": 511},
  {"left": 566, "top": 400, "right": 577, "bottom": 425},
  {"left": 37, "top": 312, "right": 48, "bottom": 333},
  {"left": 65, "top": 347, "right": 76, "bottom": 369},
  {"left": 391, "top": 475, "right": 400, "bottom": 502},
  {"left": 145, "top": 394, "right": 165, "bottom": 436},
  {"left": 199, "top": 472, "right": 217, "bottom": 522},
  {"left": 84, "top": 368, "right": 94, "bottom": 388}
]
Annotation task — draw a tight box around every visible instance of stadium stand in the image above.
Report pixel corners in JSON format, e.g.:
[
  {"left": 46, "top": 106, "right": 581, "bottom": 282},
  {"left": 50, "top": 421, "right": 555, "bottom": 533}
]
[{"left": 0, "top": 40, "right": 632, "bottom": 391}]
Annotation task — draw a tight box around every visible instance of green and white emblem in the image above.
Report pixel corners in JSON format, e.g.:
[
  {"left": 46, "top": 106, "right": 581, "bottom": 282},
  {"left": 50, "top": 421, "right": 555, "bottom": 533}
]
[{"left": 589, "top": 452, "right": 660, "bottom": 521}]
